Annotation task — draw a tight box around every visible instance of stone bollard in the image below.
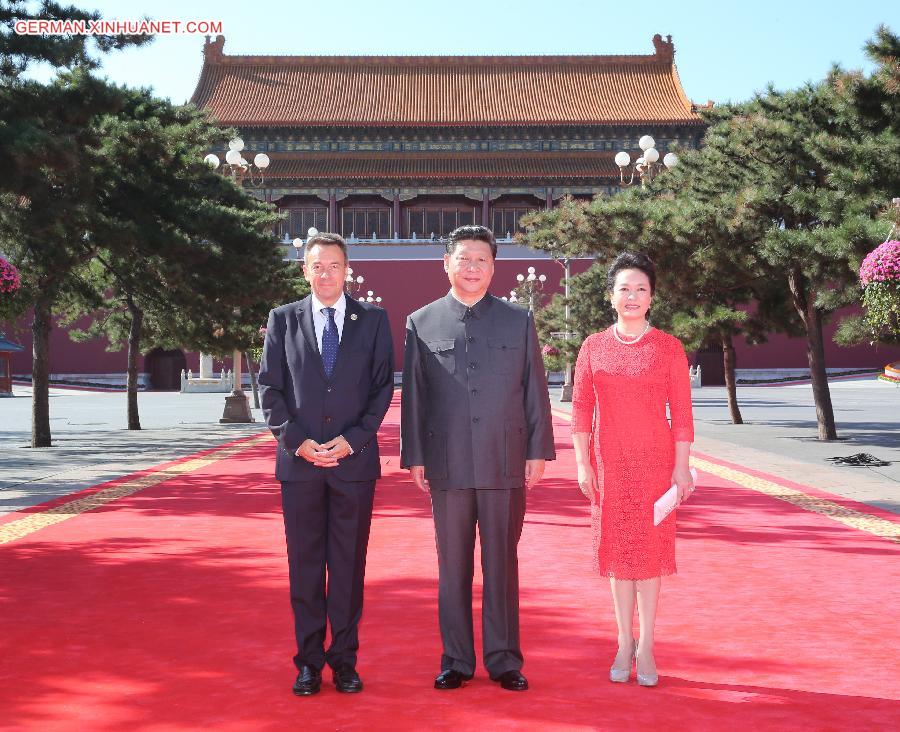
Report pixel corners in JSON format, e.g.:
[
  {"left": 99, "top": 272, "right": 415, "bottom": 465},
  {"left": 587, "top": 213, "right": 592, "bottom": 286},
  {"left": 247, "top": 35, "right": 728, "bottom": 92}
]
[
  {"left": 199, "top": 353, "right": 214, "bottom": 379},
  {"left": 689, "top": 365, "right": 702, "bottom": 389}
]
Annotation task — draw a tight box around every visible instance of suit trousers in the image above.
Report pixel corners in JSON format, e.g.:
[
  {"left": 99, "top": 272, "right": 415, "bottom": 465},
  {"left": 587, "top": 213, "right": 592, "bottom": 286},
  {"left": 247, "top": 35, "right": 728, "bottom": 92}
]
[
  {"left": 430, "top": 486, "right": 526, "bottom": 678},
  {"left": 281, "top": 473, "right": 376, "bottom": 671}
]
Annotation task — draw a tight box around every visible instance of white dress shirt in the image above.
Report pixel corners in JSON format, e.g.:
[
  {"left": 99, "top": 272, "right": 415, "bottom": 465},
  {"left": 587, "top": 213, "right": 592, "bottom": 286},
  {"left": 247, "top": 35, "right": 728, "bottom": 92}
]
[
  {"left": 300, "top": 292, "right": 353, "bottom": 456},
  {"left": 310, "top": 292, "right": 347, "bottom": 354}
]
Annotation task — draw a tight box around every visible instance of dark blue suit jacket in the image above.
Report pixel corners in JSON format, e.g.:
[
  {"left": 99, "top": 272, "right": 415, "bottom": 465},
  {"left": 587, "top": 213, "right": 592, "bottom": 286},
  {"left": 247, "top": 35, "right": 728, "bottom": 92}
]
[{"left": 258, "top": 295, "right": 395, "bottom": 482}]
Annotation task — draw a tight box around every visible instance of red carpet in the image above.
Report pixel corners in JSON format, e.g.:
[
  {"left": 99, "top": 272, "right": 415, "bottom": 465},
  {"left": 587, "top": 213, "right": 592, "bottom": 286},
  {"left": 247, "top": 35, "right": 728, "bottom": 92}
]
[{"left": 1, "top": 394, "right": 899, "bottom": 730}]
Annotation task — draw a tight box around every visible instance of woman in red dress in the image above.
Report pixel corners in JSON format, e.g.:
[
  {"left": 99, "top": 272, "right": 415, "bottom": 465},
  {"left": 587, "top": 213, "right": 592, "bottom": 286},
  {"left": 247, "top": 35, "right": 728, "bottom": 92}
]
[{"left": 571, "top": 251, "right": 694, "bottom": 687}]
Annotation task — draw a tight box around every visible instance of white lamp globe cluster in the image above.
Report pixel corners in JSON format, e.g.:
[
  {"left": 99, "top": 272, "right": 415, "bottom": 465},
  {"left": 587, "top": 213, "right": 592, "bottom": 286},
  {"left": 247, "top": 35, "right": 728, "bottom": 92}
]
[
  {"left": 204, "top": 138, "right": 270, "bottom": 174},
  {"left": 516, "top": 266, "right": 547, "bottom": 285},
  {"left": 614, "top": 135, "right": 678, "bottom": 182}
]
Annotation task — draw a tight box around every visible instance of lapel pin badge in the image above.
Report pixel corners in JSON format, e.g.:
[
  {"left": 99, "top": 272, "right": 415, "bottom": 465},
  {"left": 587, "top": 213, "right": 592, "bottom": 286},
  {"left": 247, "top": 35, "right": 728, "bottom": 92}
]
[{"left": 350, "top": 313, "right": 358, "bottom": 321}]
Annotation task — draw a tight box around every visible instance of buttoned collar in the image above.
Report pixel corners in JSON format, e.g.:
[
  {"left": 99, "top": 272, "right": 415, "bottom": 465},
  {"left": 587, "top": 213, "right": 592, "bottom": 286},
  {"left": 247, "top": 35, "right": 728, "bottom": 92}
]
[
  {"left": 445, "top": 290, "right": 493, "bottom": 320},
  {"left": 311, "top": 292, "right": 347, "bottom": 316}
]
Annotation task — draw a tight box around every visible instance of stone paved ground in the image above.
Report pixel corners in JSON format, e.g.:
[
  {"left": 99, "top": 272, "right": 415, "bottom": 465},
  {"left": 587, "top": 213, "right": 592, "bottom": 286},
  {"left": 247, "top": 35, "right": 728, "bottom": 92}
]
[{"left": 0, "top": 386, "right": 266, "bottom": 515}]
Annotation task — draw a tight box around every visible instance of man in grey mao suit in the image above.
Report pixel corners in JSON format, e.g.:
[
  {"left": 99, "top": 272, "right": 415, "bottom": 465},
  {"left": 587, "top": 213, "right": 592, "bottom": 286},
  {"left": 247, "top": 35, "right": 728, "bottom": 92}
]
[
  {"left": 400, "top": 225, "right": 555, "bottom": 692},
  {"left": 259, "top": 232, "right": 394, "bottom": 697}
]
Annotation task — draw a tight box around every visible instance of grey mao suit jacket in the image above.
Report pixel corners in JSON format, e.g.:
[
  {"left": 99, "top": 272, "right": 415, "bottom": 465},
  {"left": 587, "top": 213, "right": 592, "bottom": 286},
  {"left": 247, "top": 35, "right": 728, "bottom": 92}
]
[
  {"left": 400, "top": 292, "right": 555, "bottom": 490},
  {"left": 258, "top": 295, "right": 394, "bottom": 483}
]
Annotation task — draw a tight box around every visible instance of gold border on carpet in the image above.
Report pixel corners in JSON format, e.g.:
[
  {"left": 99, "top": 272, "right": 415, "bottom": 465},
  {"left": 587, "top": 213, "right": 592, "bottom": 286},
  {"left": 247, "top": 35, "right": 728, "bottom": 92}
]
[{"left": 0, "top": 433, "right": 273, "bottom": 546}]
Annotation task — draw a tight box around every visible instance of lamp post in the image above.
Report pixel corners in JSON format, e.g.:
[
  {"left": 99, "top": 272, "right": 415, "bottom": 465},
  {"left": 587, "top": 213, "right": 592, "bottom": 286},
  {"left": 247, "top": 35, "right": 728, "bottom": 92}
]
[
  {"left": 514, "top": 266, "right": 547, "bottom": 312},
  {"left": 204, "top": 136, "right": 269, "bottom": 424},
  {"left": 204, "top": 137, "right": 270, "bottom": 185},
  {"left": 614, "top": 135, "right": 678, "bottom": 187},
  {"left": 219, "top": 308, "right": 254, "bottom": 424},
  {"left": 554, "top": 256, "right": 574, "bottom": 401}
]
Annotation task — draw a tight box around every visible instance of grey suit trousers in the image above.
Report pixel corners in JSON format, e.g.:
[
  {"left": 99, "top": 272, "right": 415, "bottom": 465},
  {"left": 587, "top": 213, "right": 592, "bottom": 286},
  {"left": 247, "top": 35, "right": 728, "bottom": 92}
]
[{"left": 430, "top": 486, "right": 526, "bottom": 677}]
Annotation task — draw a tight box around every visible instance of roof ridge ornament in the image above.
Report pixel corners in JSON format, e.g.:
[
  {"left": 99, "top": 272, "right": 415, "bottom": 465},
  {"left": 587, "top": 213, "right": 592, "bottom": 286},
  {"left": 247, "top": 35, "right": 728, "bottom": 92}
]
[
  {"left": 204, "top": 34, "right": 225, "bottom": 64},
  {"left": 652, "top": 34, "right": 674, "bottom": 62}
]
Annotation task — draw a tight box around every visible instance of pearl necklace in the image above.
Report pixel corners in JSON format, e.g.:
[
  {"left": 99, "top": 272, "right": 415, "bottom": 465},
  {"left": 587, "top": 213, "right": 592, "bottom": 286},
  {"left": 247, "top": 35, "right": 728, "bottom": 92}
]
[{"left": 613, "top": 322, "right": 651, "bottom": 345}]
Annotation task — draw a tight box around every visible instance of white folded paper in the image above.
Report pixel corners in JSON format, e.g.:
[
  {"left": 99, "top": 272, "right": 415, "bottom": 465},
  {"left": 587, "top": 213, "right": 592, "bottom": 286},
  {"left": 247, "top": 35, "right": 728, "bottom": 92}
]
[{"left": 653, "top": 468, "right": 698, "bottom": 526}]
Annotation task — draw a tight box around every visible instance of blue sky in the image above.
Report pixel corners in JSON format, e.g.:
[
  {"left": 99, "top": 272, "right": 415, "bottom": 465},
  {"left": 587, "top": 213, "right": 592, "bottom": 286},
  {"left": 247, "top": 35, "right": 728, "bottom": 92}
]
[{"left": 20, "top": 0, "right": 899, "bottom": 105}]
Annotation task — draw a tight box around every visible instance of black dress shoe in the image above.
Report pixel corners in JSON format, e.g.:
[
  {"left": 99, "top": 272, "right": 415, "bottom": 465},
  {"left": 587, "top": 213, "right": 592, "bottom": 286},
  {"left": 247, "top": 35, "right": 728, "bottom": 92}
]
[
  {"left": 491, "top": 670, "right": 529, "bottom": 691},
  {"left": 292, "top": 665, "right": 322, "bottom": 696},
  {"left": 434, "top": 669, "right": 474, "bottom": 690},
  {"left": 332, "top": 665, "right": 363, "bottom": 693}
]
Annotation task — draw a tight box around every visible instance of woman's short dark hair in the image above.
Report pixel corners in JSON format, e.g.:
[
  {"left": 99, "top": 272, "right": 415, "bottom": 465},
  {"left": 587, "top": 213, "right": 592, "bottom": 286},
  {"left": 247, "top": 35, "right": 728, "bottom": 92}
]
[
  {"left": 606, "top": 251, "right": 657, "bottom": 294},
  {"left": 446, "top": 225, "right": 497, "bottom": 258}
]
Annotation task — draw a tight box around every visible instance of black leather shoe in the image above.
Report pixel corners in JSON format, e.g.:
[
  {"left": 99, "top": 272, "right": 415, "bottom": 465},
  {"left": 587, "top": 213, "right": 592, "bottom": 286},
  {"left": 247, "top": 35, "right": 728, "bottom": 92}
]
[
  {"left": 491, "top": 670, "right": 529, "bottom": 691},
  {"left": 332, "top": 665, "right": 363, "bottom": 693},
  {"left": 434, "top": 669, "right": 474, "bottom": 690},
  {"left": 292, "top": 665, "right": 322, "bottom": 696}
]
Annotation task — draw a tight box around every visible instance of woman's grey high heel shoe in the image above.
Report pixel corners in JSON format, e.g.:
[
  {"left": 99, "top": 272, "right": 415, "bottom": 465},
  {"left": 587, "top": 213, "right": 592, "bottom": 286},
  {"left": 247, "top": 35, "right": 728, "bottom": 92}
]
[
  {"left": 609, "top": 637, "right": 636, "bottom": 683},
  {"left": 635, "top": 646, "right": 659, "bottom": 687}
]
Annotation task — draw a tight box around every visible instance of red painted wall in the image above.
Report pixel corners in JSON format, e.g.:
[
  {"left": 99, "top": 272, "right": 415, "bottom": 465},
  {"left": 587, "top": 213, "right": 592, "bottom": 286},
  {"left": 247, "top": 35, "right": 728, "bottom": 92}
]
[
  {"left": 3, "top": 315, "right": 217, "bottom": 377},
  {"left": 4, "top": 317, "right": 136, "bottom": 376},
  {"left": 732, "top": 320, "right": 900, "bottom": 369}
]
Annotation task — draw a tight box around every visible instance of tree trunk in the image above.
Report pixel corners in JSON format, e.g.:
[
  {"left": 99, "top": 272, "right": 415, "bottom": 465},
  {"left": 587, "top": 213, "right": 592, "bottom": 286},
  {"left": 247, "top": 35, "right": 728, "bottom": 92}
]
[
  {"left": 125, "top": 296, "right": 143, "bottom": 430},
  {"left": 721, "top": 329, "right": 743, "bottom": 425},
  {"left": 787, "top": 266, "right": 837, "bottom": 440},
  {"left": 31, "top": 293, "right": 53, "bottom": 447},
  {"left": 246, "top": 351, "right": 260, "bottom": 409},
  {"left": 804, "top": 303, "right": 837, "bottom": 440}
]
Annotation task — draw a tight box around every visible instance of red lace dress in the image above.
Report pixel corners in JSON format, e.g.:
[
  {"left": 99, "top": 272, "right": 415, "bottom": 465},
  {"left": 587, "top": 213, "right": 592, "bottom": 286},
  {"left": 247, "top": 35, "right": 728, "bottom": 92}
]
[{"left": 571, "top": 327, "right": 694, "bottom": 579}]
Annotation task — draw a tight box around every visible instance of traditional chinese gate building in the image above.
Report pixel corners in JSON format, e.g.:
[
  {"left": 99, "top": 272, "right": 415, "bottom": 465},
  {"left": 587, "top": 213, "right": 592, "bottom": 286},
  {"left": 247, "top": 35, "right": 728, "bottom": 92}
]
[{"left": 190, "top": 33, "right": 704, "bottom": 243}]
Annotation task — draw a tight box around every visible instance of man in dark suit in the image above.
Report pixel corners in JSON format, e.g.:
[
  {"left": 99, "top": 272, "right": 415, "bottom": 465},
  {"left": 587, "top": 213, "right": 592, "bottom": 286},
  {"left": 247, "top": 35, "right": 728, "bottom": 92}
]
[
  {"left": 258, "top": 232, "right": 394, "bottom": 696},
  {"left": 400, "top": 225, "right": 555, "bottom": 692}
]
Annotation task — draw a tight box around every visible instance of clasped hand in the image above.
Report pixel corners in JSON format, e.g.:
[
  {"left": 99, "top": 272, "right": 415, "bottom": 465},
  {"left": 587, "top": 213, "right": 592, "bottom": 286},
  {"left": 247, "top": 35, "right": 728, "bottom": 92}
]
[{"left": 296, "top": 436, "right": 351, "bottom": 467}]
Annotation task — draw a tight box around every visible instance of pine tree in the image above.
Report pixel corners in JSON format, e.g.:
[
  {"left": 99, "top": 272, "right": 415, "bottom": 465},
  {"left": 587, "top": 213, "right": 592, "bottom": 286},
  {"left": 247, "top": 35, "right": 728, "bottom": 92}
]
[
  {"left": 55, "top": 87, "right": 297, "bottom": 429},
  {"left": 719, "top": 81, "right": 887, "bottom": 439},
  {"left": 1, "top": 2, "right": 148, "bottom": 446}
]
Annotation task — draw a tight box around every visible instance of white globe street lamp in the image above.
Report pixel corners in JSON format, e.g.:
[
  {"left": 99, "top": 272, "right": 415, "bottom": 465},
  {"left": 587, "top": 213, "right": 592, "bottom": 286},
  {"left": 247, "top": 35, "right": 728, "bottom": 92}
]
[
  {"left": 615, "top": 133, "right": 678, "bottom": 187},
  {"left": 205, "top": 137, "right": 270, "bottom": 185},
  {"left": 512, "top": 267, "right": 547, "bottom": 312},
  {"left": 292, "top": 227, "right": 321, "bottom": 259}
]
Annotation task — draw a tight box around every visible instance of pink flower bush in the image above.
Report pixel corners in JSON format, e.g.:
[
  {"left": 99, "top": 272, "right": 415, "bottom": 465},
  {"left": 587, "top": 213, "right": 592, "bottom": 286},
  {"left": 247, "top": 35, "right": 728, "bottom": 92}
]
[
  {"left": 541, "top": 343, "right": 560, "bottom": 357},
  {"left": 860, "top": 240, "right": 900, "bottom": 342},
  {"left": 0, "top": 255, "right": 21, "bottom": 295},
  {"left": 860, "top": 240, "right": 900, "bottom": 285}
]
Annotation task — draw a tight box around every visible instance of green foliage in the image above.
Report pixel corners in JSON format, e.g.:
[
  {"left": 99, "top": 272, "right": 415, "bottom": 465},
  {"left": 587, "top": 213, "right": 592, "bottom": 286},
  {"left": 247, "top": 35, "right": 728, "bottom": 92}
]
[
  {"left": 51, "top": 83, "right": 301, "bottom": 358},
  {"left": 0, "top": 2, "right": 154, "bottom": 444},
  {"left": 0, "top": 1, "right": 149, "bottom": 78},
  {"left": 861, "top": 281, "right": 900, "bottom": 342}
]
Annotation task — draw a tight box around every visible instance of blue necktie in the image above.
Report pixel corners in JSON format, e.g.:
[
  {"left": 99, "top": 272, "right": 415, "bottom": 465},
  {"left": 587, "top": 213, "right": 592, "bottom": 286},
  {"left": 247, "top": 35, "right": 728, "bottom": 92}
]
[{"left": 321, "top": 307, "right": 338, "bottom": 378}]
